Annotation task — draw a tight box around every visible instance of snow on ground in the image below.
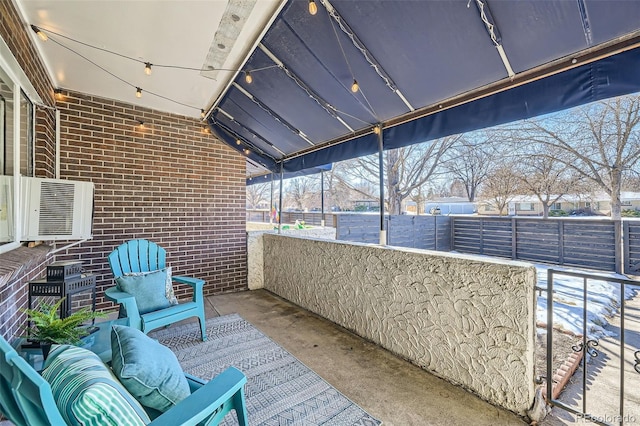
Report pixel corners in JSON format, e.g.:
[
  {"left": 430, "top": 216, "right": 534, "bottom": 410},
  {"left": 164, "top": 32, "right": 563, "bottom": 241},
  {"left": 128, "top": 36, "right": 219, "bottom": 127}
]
[{"left": 535, "top": 264, "right": 638, "bottom": 339}]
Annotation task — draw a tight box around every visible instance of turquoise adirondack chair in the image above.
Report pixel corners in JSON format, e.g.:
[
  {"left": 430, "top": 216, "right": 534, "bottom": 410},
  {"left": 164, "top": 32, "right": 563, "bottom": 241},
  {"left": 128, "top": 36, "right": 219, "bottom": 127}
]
[
  {"left": 0, "top": 335, "right": 248, "bottom": 425},
  {"left": 106, "top": 239, "right": 207, "bottom": 341}
]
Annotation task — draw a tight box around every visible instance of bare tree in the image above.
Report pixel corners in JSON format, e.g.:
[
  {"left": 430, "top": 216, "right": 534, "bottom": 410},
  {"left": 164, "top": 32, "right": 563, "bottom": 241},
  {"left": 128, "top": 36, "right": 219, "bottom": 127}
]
[
  {"left": 246, "top": 182, "right": 271, "bottom": 209},
  {"left": 515, "top": 95, "right": 640, "bottom": 219},
  {"left": 284, "top": 177, "right": 317, "bottom": 210},
  {"left": 444, "top": 132, "right": 498, "bottom": 201},
  {"left": 323, "top": 163, "right": 369, "bottom": 211},
  {"left": 339, "top": 136, "right": 459, "bottom": 214},
  {"left": 515, "top": 145, "right": 584, "bottom": 218},
  {"left": 481, "top": 164, "right": 521, "bottom": 216}
]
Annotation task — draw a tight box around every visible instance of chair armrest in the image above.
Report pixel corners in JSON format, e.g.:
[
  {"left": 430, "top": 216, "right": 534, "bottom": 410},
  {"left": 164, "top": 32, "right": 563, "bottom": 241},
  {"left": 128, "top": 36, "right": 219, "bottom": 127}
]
[
  {"left": 172, "top": 276, "right": 205, "bottom": 305},
  {"left": 104, "top": 287, "right": 141, "bottom": 329},
  {"left": 184, "top": 373, "right": 207, "bottom": 393},
  {"left": 148, "top": 367, "right": 247, "bottom": 426},
  {"left": 104, "top": 287, "right": 136, "bottom": 304},
  {"left": 172, "top": 276, "right": 204, "bottom": 287}
]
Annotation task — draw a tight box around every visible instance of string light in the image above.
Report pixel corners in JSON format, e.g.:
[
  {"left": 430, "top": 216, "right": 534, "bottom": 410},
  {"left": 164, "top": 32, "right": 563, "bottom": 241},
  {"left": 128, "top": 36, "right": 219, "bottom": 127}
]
[
  {"left": 30, "top": 25, "right": 48, "bottom": 41},
  {"left": 54, "top": 89, "right": 63, "bottom": 100},
  {"left": 351, "top": 79, "right": 359, "bottom": 93},
  {"left": 201, "top": 109, "right": 206, "bottom": 119},
  {"left": 29, "top": 24, "right": 277, "bottom": 117},
  {"left": 243, "top": 148, "right": 251, "bottom": 155},
  {"left": 308, "top": 0, "right": 318, "bottom": 15},
  {"left": 373, "top": 126, "right": 380, "bottom": 135},
  {"left": 236, "top": 139, "right": 242, "bottom": 145}
]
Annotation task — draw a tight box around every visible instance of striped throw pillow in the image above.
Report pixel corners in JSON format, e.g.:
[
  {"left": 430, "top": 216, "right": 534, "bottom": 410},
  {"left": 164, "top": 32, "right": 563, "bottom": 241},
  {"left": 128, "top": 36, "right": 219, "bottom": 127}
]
[{"left": 42, "top": 345, "right": 151, "bottom": 426}]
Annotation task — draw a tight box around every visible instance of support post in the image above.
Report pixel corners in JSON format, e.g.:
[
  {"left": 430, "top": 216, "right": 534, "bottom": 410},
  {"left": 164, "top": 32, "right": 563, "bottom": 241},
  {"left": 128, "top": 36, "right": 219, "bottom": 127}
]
[
  {"left": 278, "top": 163, "right": 284, "bottom": 234},
  {"left": 377, "top": 125, "right": 386, "bottom": 245},
  {"left": 269, "top": 175, "right": 274, "bottom": 225},
  {"left": 320, "top": 170, "right": 325, "bottom": 227}
]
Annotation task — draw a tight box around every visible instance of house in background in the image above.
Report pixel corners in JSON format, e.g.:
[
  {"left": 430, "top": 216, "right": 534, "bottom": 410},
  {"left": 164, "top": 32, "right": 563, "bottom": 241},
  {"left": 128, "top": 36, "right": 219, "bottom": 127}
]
[{"left": 477, "top": 192, "right": 640, "bottom": 216}]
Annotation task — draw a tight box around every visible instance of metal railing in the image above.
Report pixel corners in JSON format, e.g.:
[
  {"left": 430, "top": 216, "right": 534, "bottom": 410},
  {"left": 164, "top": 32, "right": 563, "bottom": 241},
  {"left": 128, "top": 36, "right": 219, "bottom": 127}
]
[{"left": 545, "top": 269, "right": 640, "bottom": 425}]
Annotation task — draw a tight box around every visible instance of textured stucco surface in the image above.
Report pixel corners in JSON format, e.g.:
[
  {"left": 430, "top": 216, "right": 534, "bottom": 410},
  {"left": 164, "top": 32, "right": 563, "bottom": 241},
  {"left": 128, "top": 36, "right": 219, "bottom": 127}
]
[
  {"left": 262, "top": 234, "right": 537, "bottom": 415},
  {"left": 247, "top": 228, "right": 335, "bottom": 290}
]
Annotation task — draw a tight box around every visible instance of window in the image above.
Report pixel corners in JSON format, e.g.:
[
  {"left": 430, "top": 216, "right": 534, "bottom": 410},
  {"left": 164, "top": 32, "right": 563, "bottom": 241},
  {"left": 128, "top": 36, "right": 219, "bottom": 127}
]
[
  {"left": 0, "top": 38, "right": 37, "bottom": 252},
  {"left": 551, "top": 203, "right": 562, "bottom": 211},
  {"left": 0, "top": 67, "right": 14, "bottom": 245},
  {"left": 20, "top": 90, "right": 34, "bottom": 177},
  {"left": 516, "top": 202, "right": 534, "bottom": 211}
]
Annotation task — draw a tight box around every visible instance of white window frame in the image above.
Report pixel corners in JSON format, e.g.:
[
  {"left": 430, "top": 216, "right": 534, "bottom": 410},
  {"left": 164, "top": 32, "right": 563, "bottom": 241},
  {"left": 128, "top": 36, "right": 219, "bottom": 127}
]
[{"left": 0, "top": 35, "right": 41, "bottom": 254}]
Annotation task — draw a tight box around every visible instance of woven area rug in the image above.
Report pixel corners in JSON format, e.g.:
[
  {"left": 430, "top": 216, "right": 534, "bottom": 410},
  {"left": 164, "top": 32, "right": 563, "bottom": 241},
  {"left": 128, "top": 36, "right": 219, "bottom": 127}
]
[{"left": 150, "top": 314, "right": 382, "bottom": 426}]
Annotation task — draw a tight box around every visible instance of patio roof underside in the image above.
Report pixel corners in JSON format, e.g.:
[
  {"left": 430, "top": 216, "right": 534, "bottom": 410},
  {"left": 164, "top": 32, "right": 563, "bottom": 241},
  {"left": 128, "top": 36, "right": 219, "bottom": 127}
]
[{"left": 209, "top": 0, "right": 640, "bottom": 176}]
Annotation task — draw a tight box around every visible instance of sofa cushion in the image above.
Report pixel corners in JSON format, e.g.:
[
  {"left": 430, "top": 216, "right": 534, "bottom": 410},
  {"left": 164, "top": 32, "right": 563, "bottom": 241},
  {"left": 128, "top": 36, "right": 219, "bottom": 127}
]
[
  {"left": 42, "top": 345, "right": 150, "bottom": 426},
  {"left": 115, "top": 268, "right": 173, "bottom": 314},
  {"left": 111, "top": 325, "right": 190, "bottom": 412}
]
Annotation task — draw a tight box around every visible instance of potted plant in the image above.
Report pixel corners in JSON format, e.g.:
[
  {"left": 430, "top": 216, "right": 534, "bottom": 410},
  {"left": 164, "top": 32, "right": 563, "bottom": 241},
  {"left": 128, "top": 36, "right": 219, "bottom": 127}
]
[{"left": 22, "top": 297, "right": 105, "bottom": 358}]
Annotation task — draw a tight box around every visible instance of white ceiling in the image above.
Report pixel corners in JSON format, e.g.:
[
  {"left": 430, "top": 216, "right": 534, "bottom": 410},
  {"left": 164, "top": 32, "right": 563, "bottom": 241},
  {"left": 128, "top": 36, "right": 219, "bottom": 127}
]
[{"left": 15, "top": 0, "right": 284, "bottom": 119}]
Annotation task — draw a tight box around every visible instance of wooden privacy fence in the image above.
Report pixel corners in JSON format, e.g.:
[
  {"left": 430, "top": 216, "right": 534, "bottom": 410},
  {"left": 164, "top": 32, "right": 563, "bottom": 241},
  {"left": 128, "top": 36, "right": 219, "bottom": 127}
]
[
  {"left": 249, "top": 209, "right": 640, "bottom": 274},
  {"left": 452, "top": 217, "right": 621, "bottom": 273},
  {"left": 623, "top": 220, "right": 640, "bottom": 274},
  {"left": 247, "top": 210, "right": 337, "bottom": 227},
  {"left": 336, "top": 214, "right": 451, "bottom": 251}
]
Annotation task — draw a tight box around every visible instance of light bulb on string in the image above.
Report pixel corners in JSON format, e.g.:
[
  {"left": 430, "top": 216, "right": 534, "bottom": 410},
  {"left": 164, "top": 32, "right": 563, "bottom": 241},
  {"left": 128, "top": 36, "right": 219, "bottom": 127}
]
[
  {"left": 373, "top": 126, "right": 380, "bottom": 135},
  {"left": 201, "top": 109, "right": 206, "bottom": 119},
  {"left": 30, "top": 25, "right": 48, "bottom": 41},
  {"left": 243, "top": 148, "right": 251, "bottom": 155},
  {"left": 245, "top": 71, "right": 253, "bottom": 84},
  {"left": 135, "top": 87, "right": 142, "bottom": 98},
  {"left": 236, "top": 139, "right": 242, "bottom": 145},
  {"left": 351, "top": 79, "right": 359, "bottom": 93},
  {"left": 308, "top": 0, "right": 318, "bottom": 15},
  {"left": 144, "top": 63, "right": 152, "bottom": 75}
]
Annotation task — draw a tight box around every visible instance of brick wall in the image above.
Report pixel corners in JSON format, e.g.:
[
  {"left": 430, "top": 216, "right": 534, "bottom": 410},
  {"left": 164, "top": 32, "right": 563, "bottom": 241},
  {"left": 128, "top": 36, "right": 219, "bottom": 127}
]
[
  {"left": 0, "top": 0, "right": 247, "bottom": 341},
  {"left": 54, "top": 90, "right": 248, "bottom": 310},
  {"left": 0, "top": 1, "right": 56, "bottom": 341}
]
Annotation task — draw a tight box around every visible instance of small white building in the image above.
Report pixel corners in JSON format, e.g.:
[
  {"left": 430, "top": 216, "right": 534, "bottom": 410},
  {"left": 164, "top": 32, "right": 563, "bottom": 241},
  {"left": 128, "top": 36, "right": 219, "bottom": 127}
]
[{"left": 424, "top": 197, "right": 476, "bottom": 215}]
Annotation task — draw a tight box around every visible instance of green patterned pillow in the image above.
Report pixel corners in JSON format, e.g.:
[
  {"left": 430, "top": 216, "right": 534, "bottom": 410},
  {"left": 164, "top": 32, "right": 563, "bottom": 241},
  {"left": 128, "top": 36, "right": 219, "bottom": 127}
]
[
  {"left": 115, "top": 268, "right": 173, "bottom": 314},
  {"left": 42, "top": 345, "right": 150, "bottom": 426},
  {"left": 111, "top": 325, "right": 190, "bottom": 412}
]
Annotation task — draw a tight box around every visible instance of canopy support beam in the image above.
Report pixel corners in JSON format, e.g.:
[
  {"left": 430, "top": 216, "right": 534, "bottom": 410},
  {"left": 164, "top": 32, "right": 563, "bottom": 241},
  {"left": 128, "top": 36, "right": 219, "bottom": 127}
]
[
  {"left": 258, "top": 43, "right": 355, "bottom": 132},
  {"left": 377, "top": 125, "right": 386, "bottom": 245},
  {"left": 270, "top": 174, "right": 274, "bottom": 225},
  {"left": 229, "top": 82, "right": 315, "bottom": 146},
  {"left": 322, "top": 0, "right": 414, "bottom": 111},
  {"left": 320, "top": 170, "right": 325, "bottom": 227},
  {"left": 278, "top": 162, "right": 284, "bottom": 234}
]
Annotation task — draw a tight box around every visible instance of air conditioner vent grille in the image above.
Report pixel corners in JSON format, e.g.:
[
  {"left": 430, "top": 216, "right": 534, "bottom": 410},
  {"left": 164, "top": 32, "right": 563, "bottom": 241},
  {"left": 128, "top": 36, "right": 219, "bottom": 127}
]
[{"left": 38, "top": 182, "right": 75, "bottom": 235}]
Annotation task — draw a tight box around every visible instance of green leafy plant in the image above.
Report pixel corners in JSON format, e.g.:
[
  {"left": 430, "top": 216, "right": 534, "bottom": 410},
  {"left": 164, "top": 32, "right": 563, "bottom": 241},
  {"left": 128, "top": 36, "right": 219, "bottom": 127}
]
[{"left": 22, "top": 298, "right": 106, "bottom": 345}]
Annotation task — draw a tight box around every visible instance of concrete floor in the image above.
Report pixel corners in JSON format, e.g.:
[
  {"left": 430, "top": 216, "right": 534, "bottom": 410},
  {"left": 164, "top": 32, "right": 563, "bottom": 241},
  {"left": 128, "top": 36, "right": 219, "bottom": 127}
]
[{"left": 205, "top": 289, "right": 528, "bottom": 426}]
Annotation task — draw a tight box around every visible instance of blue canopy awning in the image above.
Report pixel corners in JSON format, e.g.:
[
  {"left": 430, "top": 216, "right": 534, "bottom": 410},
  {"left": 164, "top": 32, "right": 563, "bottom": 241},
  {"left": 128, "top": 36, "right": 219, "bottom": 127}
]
[{"left": 209, "top": 0, "right": 640, "bottom": 174}]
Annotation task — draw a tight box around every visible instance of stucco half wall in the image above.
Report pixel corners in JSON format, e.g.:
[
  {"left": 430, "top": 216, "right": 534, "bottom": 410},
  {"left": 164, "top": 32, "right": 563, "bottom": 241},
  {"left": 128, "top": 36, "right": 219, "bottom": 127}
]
[{"left": 261, "top": 234, "right": 537, "bottom": 415}]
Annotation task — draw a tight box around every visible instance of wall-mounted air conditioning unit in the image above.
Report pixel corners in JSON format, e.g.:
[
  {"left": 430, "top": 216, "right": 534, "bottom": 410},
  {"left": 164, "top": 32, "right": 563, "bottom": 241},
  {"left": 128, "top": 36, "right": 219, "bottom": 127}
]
[{"left": 21, "top": 177, "right": 94, "bottom": 241}]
